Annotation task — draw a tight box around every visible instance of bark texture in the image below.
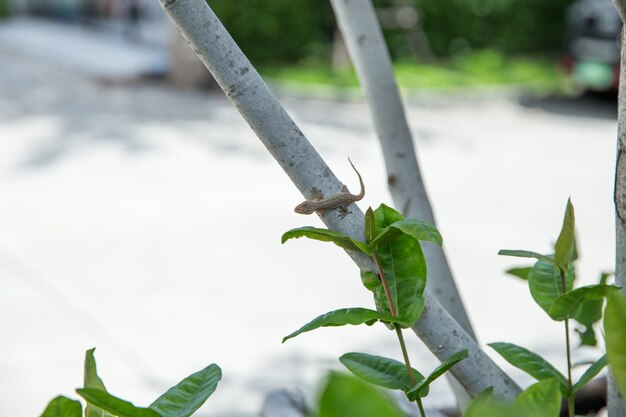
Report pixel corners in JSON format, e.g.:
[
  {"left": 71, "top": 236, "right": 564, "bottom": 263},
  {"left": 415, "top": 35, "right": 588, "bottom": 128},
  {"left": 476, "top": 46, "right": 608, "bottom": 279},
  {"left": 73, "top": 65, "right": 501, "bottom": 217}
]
[
  {"left": 610, "top": 27, "right": 626, "bottom": 417},
  {"left": 158, "top": 0, "right": 521, "bottom": 401}
]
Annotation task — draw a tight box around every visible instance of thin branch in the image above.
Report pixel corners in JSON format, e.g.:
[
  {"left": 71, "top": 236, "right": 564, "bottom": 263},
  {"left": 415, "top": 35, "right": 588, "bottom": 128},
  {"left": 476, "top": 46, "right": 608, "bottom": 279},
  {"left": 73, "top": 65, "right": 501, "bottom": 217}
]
[{"left": 158, "top": 0, "right": 520, "bottom": 401}]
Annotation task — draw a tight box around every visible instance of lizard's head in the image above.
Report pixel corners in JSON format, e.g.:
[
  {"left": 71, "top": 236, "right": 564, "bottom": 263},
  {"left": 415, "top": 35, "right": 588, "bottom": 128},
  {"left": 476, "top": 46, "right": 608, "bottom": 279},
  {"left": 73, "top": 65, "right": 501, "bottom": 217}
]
[{"left": 294, "top": 201, "right": 316, "bottom": 215}]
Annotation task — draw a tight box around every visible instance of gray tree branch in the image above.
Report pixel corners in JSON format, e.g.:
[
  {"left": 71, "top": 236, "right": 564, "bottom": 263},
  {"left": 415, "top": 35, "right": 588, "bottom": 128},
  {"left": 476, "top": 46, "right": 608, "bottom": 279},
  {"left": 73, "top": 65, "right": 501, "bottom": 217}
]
[{"left": 158, "top": 0, "right": 520, "bottom": 401}]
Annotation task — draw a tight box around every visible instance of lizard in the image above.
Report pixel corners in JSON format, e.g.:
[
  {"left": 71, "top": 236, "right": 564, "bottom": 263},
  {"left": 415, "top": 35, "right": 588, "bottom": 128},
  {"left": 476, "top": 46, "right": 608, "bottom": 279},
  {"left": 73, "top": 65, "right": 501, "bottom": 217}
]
[{"left": 294, "top": 158, "right": 364, "bottom": 217}]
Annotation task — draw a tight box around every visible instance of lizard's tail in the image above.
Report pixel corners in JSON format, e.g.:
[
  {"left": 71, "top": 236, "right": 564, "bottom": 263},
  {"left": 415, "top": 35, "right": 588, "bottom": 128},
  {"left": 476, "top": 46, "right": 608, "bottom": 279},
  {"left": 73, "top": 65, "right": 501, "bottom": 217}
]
[{"left": 347, "top": 158, "right": 365, "bottom": 200}]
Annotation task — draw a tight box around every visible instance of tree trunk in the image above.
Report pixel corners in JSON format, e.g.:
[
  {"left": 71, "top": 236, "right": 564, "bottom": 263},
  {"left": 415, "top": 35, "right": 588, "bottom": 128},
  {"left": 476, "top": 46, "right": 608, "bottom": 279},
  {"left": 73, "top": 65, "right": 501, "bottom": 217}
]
[{"left": 610, "top": 15, "right": 626, "bottom": 415}]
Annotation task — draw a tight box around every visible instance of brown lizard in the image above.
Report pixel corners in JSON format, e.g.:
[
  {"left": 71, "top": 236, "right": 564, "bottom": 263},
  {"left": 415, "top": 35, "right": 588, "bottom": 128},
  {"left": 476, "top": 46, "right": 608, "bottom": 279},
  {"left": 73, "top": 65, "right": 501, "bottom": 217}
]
[{"left": 294, "top": 159, "right": 364, "bottom": 217}]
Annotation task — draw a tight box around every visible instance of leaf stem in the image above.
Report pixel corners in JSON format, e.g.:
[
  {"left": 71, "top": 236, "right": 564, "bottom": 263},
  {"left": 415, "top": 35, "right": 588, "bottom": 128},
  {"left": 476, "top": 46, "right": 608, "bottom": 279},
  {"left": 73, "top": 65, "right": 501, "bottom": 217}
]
[
  {"left": 560, "top": 269, "right": 574, "bottom": 417},
  {"left": 395, "top": 326, "right": 416, "bottom": 386},
  {"left": 373, "top": 253, "right": 397, "bottom": 317},
  {"left": 395, "top": 326, "right": 425, "bottom": 417},
  {"left": 374, "top": 253, "right": 422, "bottom": 416},
  {"left": 565, "top": 319, "right": 574, "bottom": 417},
  {"left": 415, "top": 396, "right": 426, "bottom": 417}
]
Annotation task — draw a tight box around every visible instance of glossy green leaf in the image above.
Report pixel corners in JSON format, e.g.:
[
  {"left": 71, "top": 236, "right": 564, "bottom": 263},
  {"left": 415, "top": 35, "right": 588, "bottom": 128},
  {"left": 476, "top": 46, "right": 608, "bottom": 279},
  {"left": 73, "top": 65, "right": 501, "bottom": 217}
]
[
  {"left": 282, "top": 308, "right": 401, "bottom": 343},
  {"left": 505, "top": 267, "right": 532, "bottom": 280},
  {"left": 572, "top": 355, "right": 607, "bottom": 393},
  {"left": 528, "top": 259, "right": 575, "bottom": 316},
  {"left": 605, "top": 292, "right": 626, "bottom": 401},
  {"left": 339, "top": 352, "right": 425, "bottom": 395},
  {"left": 554, "top": 199, "right": 575, "bottom": 270},
  {"left": 513, "top": 378, "right": 561, "bottom": 417},
  {"left": 549, "top": 284, "right": 620, "bottom": 321},
  {"left": 489, "top": 342, "right": 568, "bottom": 394},
  {"left": 318, "top": 372, "right": 404, "bottom": 417},
  {"left": 369, "top": 219, "right": 442, "bottom": 248},
  {"left": 83, "top": 348, "right": 114, "bottom": 417},
  {"left": 408, "top": 350, "right": 468, "bottom": 397},
  {"left": 76, "top": 389, "right": 162, "bottom": 417},
  {"left": 498, "top": 250, "right": 555, "bottom": 264},
  {"left": 365, "top": 204, "right": 427, "bottom": 327},
  {"left": 149, "top": 364, "right": 221, "bottom": 417},
  {"left": 281, "top": 226, "right": 371, "bottom": 255},
  {"left": 40, "top": 396, "right": 82, "bottom": 417}
]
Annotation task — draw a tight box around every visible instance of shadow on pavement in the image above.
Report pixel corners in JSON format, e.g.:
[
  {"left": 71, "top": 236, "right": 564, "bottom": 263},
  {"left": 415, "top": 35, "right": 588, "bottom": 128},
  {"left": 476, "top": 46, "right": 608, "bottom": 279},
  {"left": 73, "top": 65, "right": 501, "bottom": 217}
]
[{"left": 519, "top": 91, "right": 617, "bottom": 120}]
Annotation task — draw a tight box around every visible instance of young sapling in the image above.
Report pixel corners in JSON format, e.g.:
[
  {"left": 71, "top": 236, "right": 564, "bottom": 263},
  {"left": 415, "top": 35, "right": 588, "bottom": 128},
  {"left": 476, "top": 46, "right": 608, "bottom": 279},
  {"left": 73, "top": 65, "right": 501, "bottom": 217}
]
[{"left": 282, "top": 203, "right": 467, "bottom": 417}]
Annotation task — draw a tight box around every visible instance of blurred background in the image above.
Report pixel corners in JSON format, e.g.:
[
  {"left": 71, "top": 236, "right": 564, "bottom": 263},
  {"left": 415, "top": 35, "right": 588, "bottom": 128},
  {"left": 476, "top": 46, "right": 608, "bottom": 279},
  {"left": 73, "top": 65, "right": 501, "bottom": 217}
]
[{"left": 0, "top": 0, "right": 621, "bottom": 416}]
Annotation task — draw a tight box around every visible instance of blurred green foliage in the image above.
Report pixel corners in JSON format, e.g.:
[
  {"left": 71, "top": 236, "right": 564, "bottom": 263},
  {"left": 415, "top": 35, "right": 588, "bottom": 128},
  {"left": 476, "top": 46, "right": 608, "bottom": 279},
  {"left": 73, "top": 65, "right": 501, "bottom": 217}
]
[
  {"left": 402, "top": 0, "right": 576, "bottom": 57},
  {"left": 208, "top": 0, "right": 335, "bottom": 65},
  {"left": 261, "top": 50, "right": 566, "bottom": 91},
  {"left": 209, "top": 0, "right": 575, "bottom": 65},
  {"left": 0, "top": 0, "right": 10, "bottom": 18}
]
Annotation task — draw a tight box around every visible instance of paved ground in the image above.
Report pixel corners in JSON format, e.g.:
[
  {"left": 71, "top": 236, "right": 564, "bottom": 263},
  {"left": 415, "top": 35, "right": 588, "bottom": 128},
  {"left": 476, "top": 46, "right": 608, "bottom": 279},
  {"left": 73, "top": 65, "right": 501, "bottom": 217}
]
[{"left": 0, "top": 18, "right": 619, "bottom": 417}]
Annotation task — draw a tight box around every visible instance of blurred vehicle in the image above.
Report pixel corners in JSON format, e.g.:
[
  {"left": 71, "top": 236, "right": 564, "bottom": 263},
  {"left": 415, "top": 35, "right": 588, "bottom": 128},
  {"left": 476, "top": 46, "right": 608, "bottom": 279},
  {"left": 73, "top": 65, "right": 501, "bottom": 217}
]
[{"left": 562, "top": 0, "right": 622, "bottom": 92}]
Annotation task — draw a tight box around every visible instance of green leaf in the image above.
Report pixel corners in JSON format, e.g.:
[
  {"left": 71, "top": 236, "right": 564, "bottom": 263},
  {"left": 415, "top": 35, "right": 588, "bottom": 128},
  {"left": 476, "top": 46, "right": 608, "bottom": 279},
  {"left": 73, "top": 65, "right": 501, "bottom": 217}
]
[
  {"left": 339, "top": 352, "right": 425, "bottom": 395},
  {"left": 572, "top": 355, "right": 607, "bottom": 393},
  {"left": 369, "top": 219, "right": 442, "bottom": 248},
  {"left": 76, "top": 389, "right": 162, "bottom": 417},
  {"left": 513, "top": 378, "right": 562, "bottom": 417},
  {"left": 282, "top": 308, "right": 402, "bottom": 343},
  {"left": 549, "top": 284, "right": 620, "bottom": 321},
  {"left": 84, "top": 348, "right": 107, "bottom": 390},
  {"left": 365, "top": 204, "right": 427, "bottom": 327},
  {"left": 149, "top": 364, "right": 221, "bottom": 417},
  {"left": 40, "top": 396, "right": 83, "bottom": 417},
  {"left": 83, "top": 348, "right": 115, "bottom": 417},
  {"left": 554, "top": 199, "right": 575, "bottom": 270},
  {"left": 463, "top": 380, "right": 561, "bottom": 417},
  {"left": 505, "top": 267, "right": 532, "bottom": 280},
  {"left": 463, "top": 388, "right": 498, "bottom": 417},
  {"left": 488, "top": 342, "right": 568, "bottom": 395},
  {"left": 407, "top": 350, "right": 468, "bottom": 397},
  {"left": 365, "top": 207, "right": 376, "bottom": 243},
  {"left": 281, "top": 226, "right": 371, "bottom": 255},
  {"left": 574, "top": 325, "right": 598, "bottom": 347},
  {"left": 498, "top": 250, "right": 555, "bottom": 264},
  {"left": 605, "top": 292, "right": 626, "bottom": 401},
  {"left": 318, "top": 372, "right": 405, "bottom": 417},
  {"left": 360, "top": 270, "right": 380, "bottom": 292},
  {"left": 572, "top": 272, "right": 613, "bottom": 346},
  {"left": 528, "top": 259, "right": 575, "bottom": 316}
]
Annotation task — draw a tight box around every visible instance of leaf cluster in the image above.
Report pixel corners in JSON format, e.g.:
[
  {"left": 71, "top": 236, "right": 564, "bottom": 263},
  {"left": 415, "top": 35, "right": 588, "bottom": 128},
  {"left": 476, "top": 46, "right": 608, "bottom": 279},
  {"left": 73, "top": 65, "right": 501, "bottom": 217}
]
[
  {"left": 463, "top": 379, "right": 562, "bottom": 417},
  {"left": 496, "top": 200, "right": 618, "bottom": 399},
  {"left": 40, "top": 349, "right": 221, "bottom": 417},
  {"left": 282, "top": 204, "right": 466, "bottom": 410},
  {"left": 281, "top": 204, "right": 441, "bottom": 331}
]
